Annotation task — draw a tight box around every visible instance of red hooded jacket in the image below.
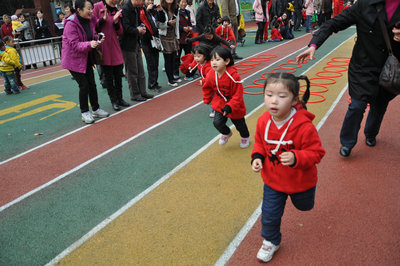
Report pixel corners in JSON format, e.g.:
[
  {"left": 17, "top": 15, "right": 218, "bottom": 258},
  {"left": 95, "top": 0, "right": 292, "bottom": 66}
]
[
  {"left": 251, "top": 105, "right": 325, "bottom": 194},
  {"left": 215, "top": 25, "right": 237, "bottom": 45},
  {"left": 202, "top": 66, "right": 246, "bottom": 119}
]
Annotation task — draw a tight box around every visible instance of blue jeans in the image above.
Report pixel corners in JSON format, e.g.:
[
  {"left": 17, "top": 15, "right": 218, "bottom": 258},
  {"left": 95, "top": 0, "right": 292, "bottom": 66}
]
[
  {"left": 340, "top": 89, "right": 396, "bottom": 149},
  {"left": 261, "top": 184, "right": 316, "bottom": 245},
  {"left": 306, "top": 15, "right": 312, "bottom": 32},
  {"left": 1, "top": 71, "right": 19, "bottom": 93}
]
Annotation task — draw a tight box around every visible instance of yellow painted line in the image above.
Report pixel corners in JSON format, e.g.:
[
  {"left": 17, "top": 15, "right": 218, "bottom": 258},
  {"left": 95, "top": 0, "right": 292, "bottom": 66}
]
[{"left": 58, "top": 37, "right": 355, "bottom": 265}]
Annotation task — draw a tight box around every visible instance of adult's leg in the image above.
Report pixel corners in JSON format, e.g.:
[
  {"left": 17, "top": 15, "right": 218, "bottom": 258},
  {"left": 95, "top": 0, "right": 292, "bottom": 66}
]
[
  {"left": 261, "top": 184, "right": 287, "bottom": 245},
  {"left": 142, "top": 44, "right": 157, "bottom": 89},
  {"left": 85, "top": 65, "right": 100, "bottom": 111},
  {"left": 113, "top": 64, "right": 124, "bottom": 101},
  {"left": 164, "top": 52, "right": 175, "bottom": 83},
  {"left": 231, "top": 117, "right": 250, "bottom": 138},
  {"left": 364, "top": 89, "right": 396, "bottom": 140},
  {"left": 256, "top": 22, "right": 263, "bottom": 42},
  {"left": 122, "top": 49, "right": 141, "bottom": 99},
  {"left": 213, "top": 111, "right": 231, "bottom": 135},
  {"left": 339, "top": 97, "right": 368, "bottom": 149},
  {"left": 135, "top": 48, "right": 148, "bottom": 96},
  {"left": 70, "top": 69, "right": 93, "bottom": 113},
  {"left": 102, "top": 65, "right": 118, "bottom": 104}
]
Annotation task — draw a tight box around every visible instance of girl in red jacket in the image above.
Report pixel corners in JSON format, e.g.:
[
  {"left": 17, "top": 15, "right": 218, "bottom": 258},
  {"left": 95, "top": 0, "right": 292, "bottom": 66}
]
[
  {"left": 202, "top": 46, "right": 250, "bottom": 148},
  {"left": 251, "top": 73, "right": 325, "bottom": 262}
]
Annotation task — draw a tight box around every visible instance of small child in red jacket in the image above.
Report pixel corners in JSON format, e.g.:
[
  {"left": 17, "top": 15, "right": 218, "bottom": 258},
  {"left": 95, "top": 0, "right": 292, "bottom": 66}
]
[
  {"left": 268, "top": 22, "right": 283, "bottom": 42},
  {"left": 251, "top": 73, "right": 325, "bottom": 262},
  {"left": 202, "top": 46, "right": 250, "bottom": 148},
  {"left": 215, "top": 16, "right": 242, "bottom": 60}
]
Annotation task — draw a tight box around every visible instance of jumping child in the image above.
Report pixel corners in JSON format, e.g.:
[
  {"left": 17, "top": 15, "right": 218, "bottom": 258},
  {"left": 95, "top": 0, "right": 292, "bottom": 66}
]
[
  {"left": 202, "top": 46, "right": 250, "bottom": 148},
  {"left": 251, "top": 73, "right": 325, "bottom": 262}
]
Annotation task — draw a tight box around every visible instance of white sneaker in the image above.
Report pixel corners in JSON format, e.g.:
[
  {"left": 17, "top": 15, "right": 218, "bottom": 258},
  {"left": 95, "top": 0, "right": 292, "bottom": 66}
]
[
  {"left": 219, "top": 130, "right": 232, "bottom": 145},
  {"left": 81, "top": 111, "right": 94, "bottom": 124},
  {"left": 209, "top": 111, "right": 215, "bottom": 118},
  {"left": 240, "top": 137, "right": 250, "bottom": 148},
  {"left": 256, "top": 240, "right": 280, "bottom": 263},
  {"left": 168, "top": 82, "right": 178, "bottom": 87},
  {"left": 92, "top": 108, "right": 110, "bottom": 118}
]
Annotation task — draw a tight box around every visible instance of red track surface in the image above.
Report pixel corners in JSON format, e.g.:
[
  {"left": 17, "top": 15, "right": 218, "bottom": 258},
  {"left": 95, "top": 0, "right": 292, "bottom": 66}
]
[
  {"left": 227, "top": 93, "right": 400, "bottom": 265},
  {"left": 0, "top": 35, "right": 312, "bottom": 207}
]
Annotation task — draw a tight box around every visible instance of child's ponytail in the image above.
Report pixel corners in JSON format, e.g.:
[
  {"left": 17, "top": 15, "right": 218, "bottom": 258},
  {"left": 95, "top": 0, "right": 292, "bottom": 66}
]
[{"left": 297, "top": 75, "right": 310, "bottom": 109}]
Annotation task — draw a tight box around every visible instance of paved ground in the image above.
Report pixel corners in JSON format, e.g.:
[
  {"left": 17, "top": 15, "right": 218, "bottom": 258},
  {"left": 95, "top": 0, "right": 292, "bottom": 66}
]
[{"left": 1, "top": 27, "right": 399, "bottom": 265}]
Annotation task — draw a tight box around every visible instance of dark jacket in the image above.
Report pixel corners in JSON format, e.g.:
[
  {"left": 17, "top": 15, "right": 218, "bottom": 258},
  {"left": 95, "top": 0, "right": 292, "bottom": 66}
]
[
  {"left": 179, "top": 8, "right": 193, "bottom": 44},
  {"left": 310, "top": 0, "right": 400, "bottom": 101},
  {"left": 187, "top": 33, "right": 230, "bottom": 50},
  {"left": 140, "top": 8, "right": 159, "bottom": 45},
  {"left": 121, "top": 0, "right": 141, "bottom": 51},
  {"left": 320, "top": 0, "right": 333, "bottom": 13},
  {"left": 34, "top": 18, "right": 52, "bottom": 39},
  {"left": 196, "top": 2, "right": 221, "bottom": 34}
]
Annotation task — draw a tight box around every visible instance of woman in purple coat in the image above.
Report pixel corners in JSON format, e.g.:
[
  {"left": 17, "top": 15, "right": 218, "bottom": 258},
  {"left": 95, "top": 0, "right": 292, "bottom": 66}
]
[
  {"left": 93, "top": 0, "right": 130, "bottom": 111},
  {"left": 61, "top": 0, "right": 109, "bottom": 124}
]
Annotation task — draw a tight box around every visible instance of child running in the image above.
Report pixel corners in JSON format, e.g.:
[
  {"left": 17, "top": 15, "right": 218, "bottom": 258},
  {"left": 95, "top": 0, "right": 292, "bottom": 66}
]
[
  {"left": 202, "top": 46, "right": 250, "bottom": 148},
  {"left": 251, "top": 73, "right": 325, "bottom": 262}
]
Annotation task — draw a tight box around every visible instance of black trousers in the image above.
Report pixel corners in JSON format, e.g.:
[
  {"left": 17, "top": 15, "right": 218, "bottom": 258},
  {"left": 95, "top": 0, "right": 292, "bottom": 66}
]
[
  {"left": 256, "top": 22, "right": 266, "bottom": 41},
  {"left": 102, "top": 64, "right": 124, "bottom": 104},
  {"left": 163, "top": 52, "right": 178, "bottom": 83},
  {"left": 213, "top": 111, "right": 250, "bottom": 138},
  {"left": 142, "top": 43, "right": 160, "bottom": 90},
  {"left": 70, "top": 64, "right": 99, "bottom": 113}
]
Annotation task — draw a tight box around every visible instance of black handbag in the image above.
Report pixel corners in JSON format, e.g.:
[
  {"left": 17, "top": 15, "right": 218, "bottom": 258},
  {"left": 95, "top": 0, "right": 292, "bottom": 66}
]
[
  {"left": 93, "top": 47, "right": 104, "bottom": 65},
  {"left": 376, "top": 5, "right": 400, "bottom": 95}
]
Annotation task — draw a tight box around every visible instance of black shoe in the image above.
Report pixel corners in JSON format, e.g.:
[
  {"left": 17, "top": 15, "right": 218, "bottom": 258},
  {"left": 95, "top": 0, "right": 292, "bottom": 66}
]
[
  {"left": 366, "top": 137, "right": 376, "bottom": 147},
  {"left": 233, "top": 54, "right": 243, "bottom": 60},
  {"left": 143, "top": 94, "right": 154, "bottom": 99},
  {"left": 339, "top": 146, "right": 351, "bottom": 157},
  {"left": 112, "top": 103, "right": 121, "bottom": 111},
  {"left": 118, "top": 99, "right": 130, "bottom": 107},
  {"left": 131, "top": 96, "right": 147, "bottom": 102},
  {"left": 255, "top": 40, "right": 262, "bottom": 44}
]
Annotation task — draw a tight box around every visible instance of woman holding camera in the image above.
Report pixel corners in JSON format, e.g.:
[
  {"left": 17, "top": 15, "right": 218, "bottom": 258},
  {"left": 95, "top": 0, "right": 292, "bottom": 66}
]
[
  {"left": 61, "top": 0, "right": 109, "bottom": 124},
  {"left": 93, "top": 0, "right": 130, "bottom": 111}
]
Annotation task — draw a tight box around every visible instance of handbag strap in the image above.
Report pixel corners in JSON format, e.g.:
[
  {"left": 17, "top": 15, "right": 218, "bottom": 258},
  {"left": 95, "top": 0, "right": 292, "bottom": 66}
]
[{"left": 376, "top": 3, "right": 393, "bottom": 55}]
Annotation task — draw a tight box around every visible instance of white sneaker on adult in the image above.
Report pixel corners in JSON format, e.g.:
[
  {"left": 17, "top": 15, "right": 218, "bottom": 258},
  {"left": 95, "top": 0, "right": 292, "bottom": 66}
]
[
  {"left": 81, "top": 111, "right": 94, "bottom": 124},
  {"left": 256, "top": 240, "right": 280, "bottom": 263},
  {"left": 168, "top": 82, "right": 178, "bottom": 87},
  {"left": 92, "top": 108, "right": 110, "bottom": 118},
  {"left": 209, "top": 111, "right": 215, "bottom": 118},
  {"left": 219, "top": 130, "right": 232, "bottom": 145},
  {"left": 240, "top": 137, "right": 250, "bottom": 148}
]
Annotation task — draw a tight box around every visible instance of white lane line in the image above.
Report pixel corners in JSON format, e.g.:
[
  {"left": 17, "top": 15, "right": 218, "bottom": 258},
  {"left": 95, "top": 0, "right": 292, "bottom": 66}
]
[
  {"left": 0, "top": 34, "right": 310, "bottom": 165},
  {"left": 214, "top": 37, "right": 353, "bottom": 266},
  {"left": 46, "top": 34, "right": 352, "bottom": 265}
]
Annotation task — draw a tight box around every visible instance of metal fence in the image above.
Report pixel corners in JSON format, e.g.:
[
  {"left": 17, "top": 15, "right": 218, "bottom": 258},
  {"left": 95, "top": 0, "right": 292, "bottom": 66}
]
[{"left": 14, "top": 37, "right": 62, "bottom": 69}]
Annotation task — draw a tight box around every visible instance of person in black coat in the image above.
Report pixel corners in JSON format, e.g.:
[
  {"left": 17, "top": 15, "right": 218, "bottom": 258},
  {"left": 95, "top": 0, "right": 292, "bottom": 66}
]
[
  {"left": 297, "top": 0, "right": 400, "bottom": 157},
  {"left": 34, "top": 10, "right": 52, "bottom": 39},
  {"left": 121, "top": 0, "right": 154, "bottom": 101},
  {"left": 195, "top": 0, "right": 221, "bottom": 34},
  {"left": 140, "top": 0, "right": 162, "bottom": 92}
]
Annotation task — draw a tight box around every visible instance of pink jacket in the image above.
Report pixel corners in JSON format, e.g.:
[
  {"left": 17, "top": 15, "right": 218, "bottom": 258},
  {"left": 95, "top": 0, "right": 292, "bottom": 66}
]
[
  {"left": 253, "top": 0, "right": 269, "bottom": 22},
  {"left": 93, "top": 1, "right": 124, "bottom": 66},
  {"left": 305, "top": 0, "right": 314, "bottom": 16},
  {"left": 61, "top": 14, "right": 99, "bottom": 73}
]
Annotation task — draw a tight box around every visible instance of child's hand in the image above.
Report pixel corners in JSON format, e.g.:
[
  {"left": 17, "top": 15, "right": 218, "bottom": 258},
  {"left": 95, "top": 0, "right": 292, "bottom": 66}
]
[
  {"left": 280, "top": 152, "right": 295, "bottom": 166},
  {"left": 230, "top": 44, "right": 235, "bottom": 49},
  {"left": 252, "top": 159, "right": 263, "bottom": 172}
]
